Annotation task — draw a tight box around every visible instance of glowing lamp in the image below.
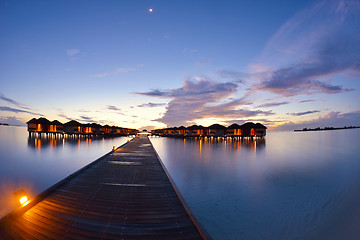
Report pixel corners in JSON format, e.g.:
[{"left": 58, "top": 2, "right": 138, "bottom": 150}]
[
  {"left": 20, "top": 196, "right": 28, "bottom": 205},
  {"left": 14, "top": 189, "right": 29, "bottom": 206},
  {"left": 112, "top": 146, "right": 116, "bottom": 151}
]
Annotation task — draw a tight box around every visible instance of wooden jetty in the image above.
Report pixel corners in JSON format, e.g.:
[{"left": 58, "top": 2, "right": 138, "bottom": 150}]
[{"left": 0, "top": 136, "right": 208, "bottom": 239}]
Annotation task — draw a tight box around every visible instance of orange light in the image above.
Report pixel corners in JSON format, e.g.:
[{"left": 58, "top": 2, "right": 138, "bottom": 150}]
[
  {"left": 14, "top": 189, "right": 29, "bottom": 206},
  {"left": 20, "top": 196, "right": 28, "bottom": 205}
]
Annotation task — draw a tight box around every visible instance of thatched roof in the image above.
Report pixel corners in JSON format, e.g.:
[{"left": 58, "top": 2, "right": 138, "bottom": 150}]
[
  {"left": 51, "top": 120, "right": 63, "bottom": 125},
  {"left": 227, "top": 123, "right": 241, "bottom": 129},
  {"left": 208, "top": 124, "right": 226, "bottom": 129},
  {"left": 240, "top": 122, "right": 256, "bottom": 129},
  {"left": 27, "top": 118, "right": 38, "bottom": 124},
  {"left": 240, "top": 122, "right": 267, "bottom": 129},
  {"left": 187, "top": 125, "right": 205, "bottom": 130},
  {"left": 64, "top": 120, "right": 81, "bottom": 126},
  {"left": 37, "top": 117, "right": 51, "bottom": 124},
  {"left": 27, "top": 117, "right": 51, "bottom": 125}
]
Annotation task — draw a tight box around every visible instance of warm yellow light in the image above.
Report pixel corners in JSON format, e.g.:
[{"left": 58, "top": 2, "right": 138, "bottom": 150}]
[{"left": 20, "top": 196, "right": 28, "bottom": 205}]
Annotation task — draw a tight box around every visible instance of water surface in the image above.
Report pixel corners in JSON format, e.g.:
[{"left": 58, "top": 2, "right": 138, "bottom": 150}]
[
  {"left": 1, "top": 126, "right": 360, "bottom": 239},
  {"left": 0, "top": 126, "right": 129, "bottom": 218},
  {"left": 150, "top": 129, "right": 360, "bottom": 240}
]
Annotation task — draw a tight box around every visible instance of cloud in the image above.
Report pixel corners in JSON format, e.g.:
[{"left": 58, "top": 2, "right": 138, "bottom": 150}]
[
  {"left": 0, "top": 116, "right": 25, "bottom": 126},
  {"left": 92, "top": 73, "right": 108, "bottom": 78},
  {"left": 274, "top": 110, "right": 360, "bottom": 131},
  {"left": 107, "top": 105, "right": 121, "bottom": 111},
  {"left": 137, "top": 78, "right": 273, "bottom": 126},
  {"left": 116, "top": 67, "right": 136, "bottom": 73},
  {"left": 299, "top": 99, "right": 317, "bottom": 103},
  {"left": 0, "top": 106, "right": 43, "bottom": 116},
  {"left": 0, "top": 93, "right": 21, "bottom": 106},
  {"left": 257, "top": 101, "right": 290, "bottom": 108},
  {"left": 182, "top": 48, "right": 198, "bottom": 55},
  {"left": 0, "top": 93, "right": 31, "bottom": 110},
  {"left": 216, "top": 70, "right": 245, "bottom": 83},
  {"left": 66, "top": 49, "right": 80, "bottom": 57},
  {"left": 136, "top": 89, "right": 169, "bottom": 97},
  {"left": 255, "top": 0, "right": 360, "bottom": 96},
  {"left": 138, "top": 125, "right": 158, "bottom": 131},
  {"left": 137, "top": 102, "right": 167, "bottom": 108},
  {"left": 289, "top": 110, "right": 320, "bottom": 116},
  {"left": 196, "top": 60, "right": 210, "bottom": 66},
  {"left": 58, "top": 113, "right": 72, "bottom": 121},
  {"left": 79, "top": 116, "right": 97, "bottom": 123}
]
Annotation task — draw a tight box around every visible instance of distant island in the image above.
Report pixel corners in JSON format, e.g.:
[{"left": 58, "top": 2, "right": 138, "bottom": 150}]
[
  {"left": 294, "top": 126, "right": 360, "bottom": 132},
  {"left": 0, "top": 123, "right": 9, "bottom": 126}
]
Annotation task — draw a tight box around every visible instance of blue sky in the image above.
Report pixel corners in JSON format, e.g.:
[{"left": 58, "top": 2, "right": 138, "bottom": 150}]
[{"left": 1, "top": 0, "right": 359, "bottom": 130}]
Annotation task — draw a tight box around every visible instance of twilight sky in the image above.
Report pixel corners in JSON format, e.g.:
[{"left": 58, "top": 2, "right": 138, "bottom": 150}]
[{"left": 1, "top": 0, "right": 359, "bottom": 130}]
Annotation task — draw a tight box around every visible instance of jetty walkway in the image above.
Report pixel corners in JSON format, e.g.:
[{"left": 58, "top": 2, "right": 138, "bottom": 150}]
[{"left": 0, "top": 136, "right": 206, "bottom": 239}]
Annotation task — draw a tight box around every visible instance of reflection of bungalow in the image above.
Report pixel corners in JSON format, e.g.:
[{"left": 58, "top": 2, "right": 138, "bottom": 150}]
[
  {"left": 226, "top": 123, "right": 242, "bottom": 137},
  {"left": 240, "top": 122, "right": 267, "bottom": 137},
  {"left": 64, "top": 120, "right": 82, "bottom": 134},
  {"left": 49, "top": 120, "right": 64, "bottom": 133},
  {"left": 27, "top": 117, "right": 51, "bottom": 132},
  {"left": 208, "top": 124, "right": 226, "bottom": 137}
]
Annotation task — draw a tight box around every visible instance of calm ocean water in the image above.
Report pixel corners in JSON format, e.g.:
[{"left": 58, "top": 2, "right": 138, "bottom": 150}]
[
  {"left": 0, "top": 126, "right": 130, "bottom": 218},
  {"left": 1, "top": 126, "right": 360, "bottom": 239},
  {"left": 150, "top": 129, "right": 360, "bottom": 240}
]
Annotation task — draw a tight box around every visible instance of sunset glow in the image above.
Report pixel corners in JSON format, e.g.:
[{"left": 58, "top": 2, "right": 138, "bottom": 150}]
[{"left": 0, "top": 0, "right": 359, "bottom": 131}]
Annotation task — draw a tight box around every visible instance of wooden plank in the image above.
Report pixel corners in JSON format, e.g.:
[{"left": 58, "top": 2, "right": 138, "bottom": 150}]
[{"left": 0, "top": 136, "right": 208, "bottom": 239}]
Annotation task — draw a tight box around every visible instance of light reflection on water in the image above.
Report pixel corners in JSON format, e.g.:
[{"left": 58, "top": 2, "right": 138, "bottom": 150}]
[
  {"left": 150, "top": 129, "right": 360, "bottom": 240},
  {"left": 0, "top": 126, "right": 129, "bottom": 218}
]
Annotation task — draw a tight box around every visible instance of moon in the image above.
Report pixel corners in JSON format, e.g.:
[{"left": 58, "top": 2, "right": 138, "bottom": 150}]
[{"left": 149, "top": 8, "right": 153, "bottom": 12}]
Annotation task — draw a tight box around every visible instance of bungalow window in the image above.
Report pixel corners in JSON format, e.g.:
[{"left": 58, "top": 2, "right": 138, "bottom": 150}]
[
  {"left": 36, "top": 124, "right": 42, "bottom": 131},
  {"left": 251, "top": 128, "right": 256, "bottom": 135},
  {"left": 235, "top": 129, "right": 242, "bottom": 135},
  {"left": 49, "top": 125, "right": 56, "bottom": 132}
]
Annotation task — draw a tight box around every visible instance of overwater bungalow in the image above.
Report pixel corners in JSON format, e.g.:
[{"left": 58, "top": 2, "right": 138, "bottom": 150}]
[
  {"left": 226, "top": 123, "right": 243, "bottom": 137},
  {"left": 49, "top": 120, "right": 64, "bottom": 133},
  {"left": 177, "top": 126, "right": 186, "bottom": 136},
  {"left": 27, "top": 117, "right": 51, "bottom": 133},
  {"left": 64, "top": 120, "right": 82, "bottom": 135},
  {"left": 151, "top": 122, "right": 267, "bottom": 139},
  {"left": 82, "top": 123, "right": 93, "bottom": 134},
  {"left": 254, "top": 123, "right": 267, "bottom": 137},
  {"left": 101, "top": 125, "right": 111, "bottom": 134},
  {"left": 208, "top": 124, "right": 226, "bottom": 137},
  {"left": 27, "top": 117, "right": 138, "bottom": 137},
  {"left": 90, "top": 123, "right": 101, "bottom": 135},
  {"left": 240, "top": 122, "right": 267, "bottom": 137},
  {"left": 186, "top": 125, "right": 206, "bottom": 137}
]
